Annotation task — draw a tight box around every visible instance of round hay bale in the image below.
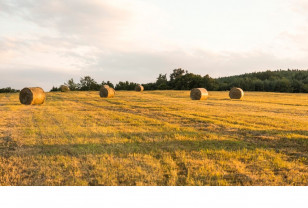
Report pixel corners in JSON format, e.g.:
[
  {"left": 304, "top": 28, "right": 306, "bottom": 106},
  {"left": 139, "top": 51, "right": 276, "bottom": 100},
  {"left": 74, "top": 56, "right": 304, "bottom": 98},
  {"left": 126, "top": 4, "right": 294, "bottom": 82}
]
[
  {"left": 99, "top": 85, "right": 112, "bottom": 97},
  {"left": 100, "top": 87, "right": 115, "bottom": 98},
  {"left": 60, "top": 85, "right": 70, "bottom": 92},
  {"left": 190, "top": 88, "right": 208, "bottom": 100},
  {"left": 135, "top": 85, "right": 144, "bottom": 92},
  {"left": 229, "top": 87, "right": 244, "bottom": 99},
  {"left": 19, "top": 87, "right": 46, "bottom": 105}
]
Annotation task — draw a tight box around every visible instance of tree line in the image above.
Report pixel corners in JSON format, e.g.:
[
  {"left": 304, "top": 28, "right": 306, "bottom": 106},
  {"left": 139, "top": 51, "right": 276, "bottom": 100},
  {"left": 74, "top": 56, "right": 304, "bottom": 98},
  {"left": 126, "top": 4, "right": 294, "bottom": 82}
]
[
  {"left": 132, "top": 69, "right": 308, "bottom": 93},
  {"left": 1, "top": 69, "right": 308, "bottom": 93},
  {"left": 0, "top": 87, "right": 20, "bottom": 93},
  {"left": 50, "top": 77, "right": 115, "bottom": 91},
  {"left": 216, "top": 69, "right": 308, "bottom": 93},
  {"left": 51, "top": 69, "right": 308, "bottom": 93},
  {"left": 50, "top": 76, "right": 142, "bottom": 91}
]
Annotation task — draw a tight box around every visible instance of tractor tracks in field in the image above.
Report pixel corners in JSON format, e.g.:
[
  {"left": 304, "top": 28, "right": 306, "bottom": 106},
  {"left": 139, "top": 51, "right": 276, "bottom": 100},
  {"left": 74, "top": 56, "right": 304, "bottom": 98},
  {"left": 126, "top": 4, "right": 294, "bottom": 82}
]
[
  {"left": 77, "top": 98, "right": 286, "bottom": 136},
  {"left": 156, "top": 152, "right": 189, "bottom": 186},
  {"left": 0, "top": 106, "right": 27, "bottom": 155},
  {"left": 77, "top": 99, "right": 221, "bottom": 133},
  {"left": 174, "top": 162, "right": 189, "bottom": 185}
]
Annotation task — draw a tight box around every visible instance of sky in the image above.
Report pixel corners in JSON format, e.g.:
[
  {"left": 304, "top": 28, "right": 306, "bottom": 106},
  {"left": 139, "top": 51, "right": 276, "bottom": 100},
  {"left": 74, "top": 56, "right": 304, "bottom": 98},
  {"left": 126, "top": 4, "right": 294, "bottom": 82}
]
[{"left": 0, "top": 0, "right": 308, "bottom": 90}]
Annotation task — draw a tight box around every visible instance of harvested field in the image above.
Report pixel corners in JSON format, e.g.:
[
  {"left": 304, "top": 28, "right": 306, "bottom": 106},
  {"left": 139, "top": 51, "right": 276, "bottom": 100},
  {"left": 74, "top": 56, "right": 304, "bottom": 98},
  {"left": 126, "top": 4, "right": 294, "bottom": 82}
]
[{"left": 0, "top": 91, "right": 307, "bottom": 185}]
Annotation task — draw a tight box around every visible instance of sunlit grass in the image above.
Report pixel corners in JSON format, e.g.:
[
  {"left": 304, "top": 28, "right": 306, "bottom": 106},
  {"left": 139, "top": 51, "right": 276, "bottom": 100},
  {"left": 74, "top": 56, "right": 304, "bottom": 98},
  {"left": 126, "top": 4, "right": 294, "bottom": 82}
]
[{"left": 0, "top": 91, "right": 307, "bottom": 185}]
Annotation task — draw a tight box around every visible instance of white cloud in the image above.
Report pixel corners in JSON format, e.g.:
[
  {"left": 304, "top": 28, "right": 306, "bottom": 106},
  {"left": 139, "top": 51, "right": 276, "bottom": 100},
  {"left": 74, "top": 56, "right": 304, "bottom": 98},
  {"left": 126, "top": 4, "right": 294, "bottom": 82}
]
[{"left": 0, "top": 0, "right": 308, "bottom": 89}]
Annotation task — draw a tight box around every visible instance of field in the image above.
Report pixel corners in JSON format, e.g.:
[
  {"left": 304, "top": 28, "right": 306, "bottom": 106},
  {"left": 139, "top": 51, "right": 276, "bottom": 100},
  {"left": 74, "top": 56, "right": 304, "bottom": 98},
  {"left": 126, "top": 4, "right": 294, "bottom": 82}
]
[{"left": 0, "top": 91, "right": 307, "bottom": 185}]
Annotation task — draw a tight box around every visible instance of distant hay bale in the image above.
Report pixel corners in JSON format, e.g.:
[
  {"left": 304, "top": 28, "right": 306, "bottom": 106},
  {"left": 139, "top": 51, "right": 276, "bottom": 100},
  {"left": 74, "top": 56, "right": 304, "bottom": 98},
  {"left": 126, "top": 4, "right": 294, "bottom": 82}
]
[
  {"left": 135, "top": 85, "right": 144, "bottom": 92},
  {"left": 229, "top": 87, "right": 244, "bottom": 99},
  {"left": 190, "top": 88, "right": 208, "bottom": 100},
  {"left": 100, "top": 85, "right": 113, "bottom": 97},
  {"left": 60, "top": 85, "right": 70, "bottom": 92},
  {"left": 100, "top": 87, "right": 115, "bottom": 98},
  {"left": 19, "top": 87, "right": 46, "bottom": 105}
]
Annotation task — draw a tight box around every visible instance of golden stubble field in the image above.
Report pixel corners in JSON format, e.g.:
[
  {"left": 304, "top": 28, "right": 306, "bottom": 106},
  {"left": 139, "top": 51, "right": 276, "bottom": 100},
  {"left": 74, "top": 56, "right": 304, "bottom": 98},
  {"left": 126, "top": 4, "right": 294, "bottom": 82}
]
[{"left": 0, "top": 91, "right": 307, "bottom": 185}]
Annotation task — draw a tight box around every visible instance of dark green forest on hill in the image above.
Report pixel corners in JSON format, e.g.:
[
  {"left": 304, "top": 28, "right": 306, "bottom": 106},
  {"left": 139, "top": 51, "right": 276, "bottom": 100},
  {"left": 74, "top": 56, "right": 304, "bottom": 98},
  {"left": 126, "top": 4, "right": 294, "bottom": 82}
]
[
  {"left": 1, "top": 69, "right": 308, "bottom": 93},
  {"left": 216, "top": 69, "right": 308, "bottom": 93},
  {"left": 136, "top": 69, "right": 308, "bottom": 93}
]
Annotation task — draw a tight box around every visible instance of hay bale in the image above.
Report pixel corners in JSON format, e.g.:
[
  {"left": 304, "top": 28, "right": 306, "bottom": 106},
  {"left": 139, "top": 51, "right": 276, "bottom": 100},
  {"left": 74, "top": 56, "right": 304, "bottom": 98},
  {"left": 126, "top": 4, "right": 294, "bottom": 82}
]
[
  {"left": 229, "top": 87, "right": 244, "bottom": 99},
  {"left": 60, "top": 85, "right": 70, "bottom": 92},
  {"left": 135, "top": 85, "right": 144, "bottom": 92},
  {"left": 100, "top": 85, "right": 111, "bottom": 92},
  {"left": 19, "top": 87, "right": 46, "bottom": 105},
  {"left": 100, "top": 87, "right": 115, "bottom": 98},
  {"left": 190, "top": 88, "right": 208, "bottom": 100}
]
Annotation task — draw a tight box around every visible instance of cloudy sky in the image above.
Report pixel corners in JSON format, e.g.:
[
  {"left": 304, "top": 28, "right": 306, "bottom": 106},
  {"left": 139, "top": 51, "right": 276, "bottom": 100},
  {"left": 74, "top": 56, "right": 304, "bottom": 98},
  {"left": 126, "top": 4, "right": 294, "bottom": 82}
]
[{"left": 1, "top": 0, "right": 308, "bottom": 90}]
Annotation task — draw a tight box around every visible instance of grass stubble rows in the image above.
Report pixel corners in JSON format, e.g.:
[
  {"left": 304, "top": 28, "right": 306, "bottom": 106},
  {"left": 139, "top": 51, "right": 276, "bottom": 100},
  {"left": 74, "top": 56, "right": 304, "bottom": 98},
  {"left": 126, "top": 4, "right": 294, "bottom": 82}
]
[{"left": 0, "top": 91, "right": 307, "bottom": 185}]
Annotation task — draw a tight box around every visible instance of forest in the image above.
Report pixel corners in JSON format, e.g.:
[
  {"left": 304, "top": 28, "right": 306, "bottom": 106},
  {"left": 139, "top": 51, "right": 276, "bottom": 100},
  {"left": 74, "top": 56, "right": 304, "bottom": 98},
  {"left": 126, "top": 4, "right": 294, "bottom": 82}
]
[
  {"left": 141, "top": 69, "right": 308, "bottom": 93},
  {"left": 1, "top": 69, "right": 308, "bottom": 93}
]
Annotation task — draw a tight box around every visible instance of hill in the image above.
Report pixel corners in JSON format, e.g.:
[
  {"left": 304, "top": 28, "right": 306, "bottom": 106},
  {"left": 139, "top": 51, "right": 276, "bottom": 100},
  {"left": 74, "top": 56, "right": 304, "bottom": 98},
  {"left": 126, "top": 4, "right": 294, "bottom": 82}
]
[
  {"left": 216, "top": 69, "right": 308, "bottom": 93},
  {"left": 142, "top": 69, "right": 308, "bottom": 93}
]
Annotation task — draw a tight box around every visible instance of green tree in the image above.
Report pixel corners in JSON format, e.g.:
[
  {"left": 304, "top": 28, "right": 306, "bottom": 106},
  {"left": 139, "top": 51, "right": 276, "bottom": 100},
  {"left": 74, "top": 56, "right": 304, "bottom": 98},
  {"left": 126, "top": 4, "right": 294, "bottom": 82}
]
[
  {"left": 156, "top": 74, "right": 168, "bottom": 89},
  {"left": 101, "top": 81, "right": 114, "bottom": 89},
  {"left": 115, "top": 81, "right": 138, "bottom": 90},
  {"left": 65, "top": 78, "right": 80, "bottom": 91},
  {"left": 80, "top": 76, "right": 99, "bottom": 91}
]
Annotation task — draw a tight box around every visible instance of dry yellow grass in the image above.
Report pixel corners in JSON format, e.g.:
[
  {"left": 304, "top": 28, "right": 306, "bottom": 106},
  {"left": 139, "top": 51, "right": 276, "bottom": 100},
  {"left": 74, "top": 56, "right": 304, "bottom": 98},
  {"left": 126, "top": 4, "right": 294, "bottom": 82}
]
[{"left": 0, "top": 91, "right": 307, "bottom": 185}]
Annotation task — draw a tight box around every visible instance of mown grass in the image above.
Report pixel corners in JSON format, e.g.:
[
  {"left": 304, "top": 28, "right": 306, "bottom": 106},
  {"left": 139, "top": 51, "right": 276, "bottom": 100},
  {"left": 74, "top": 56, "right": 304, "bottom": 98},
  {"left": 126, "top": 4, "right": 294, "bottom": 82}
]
[{"left": 0, "top": 91, "right": 307, "bottom": 185}]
